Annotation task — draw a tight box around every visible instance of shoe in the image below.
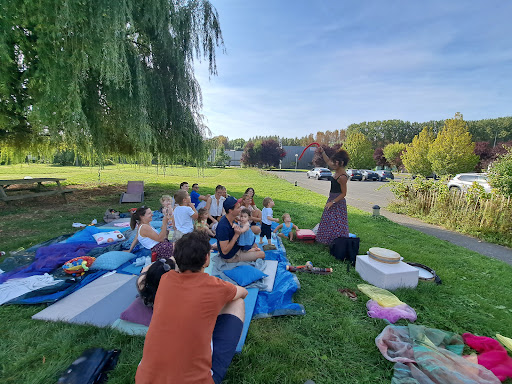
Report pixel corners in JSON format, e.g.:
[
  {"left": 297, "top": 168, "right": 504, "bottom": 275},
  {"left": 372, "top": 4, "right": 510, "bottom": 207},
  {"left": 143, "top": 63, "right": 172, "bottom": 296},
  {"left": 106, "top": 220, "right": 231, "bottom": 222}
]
[
  {"left": 338, "top": 288, "right": 357, "bottom": 301},
  {"left": 262, "top": 244, "right": 277, "bottom": 251}
]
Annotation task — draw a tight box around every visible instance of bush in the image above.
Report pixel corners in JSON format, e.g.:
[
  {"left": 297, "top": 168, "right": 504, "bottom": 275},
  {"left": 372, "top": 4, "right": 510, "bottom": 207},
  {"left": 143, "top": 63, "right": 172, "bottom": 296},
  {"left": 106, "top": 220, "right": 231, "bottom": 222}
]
[
  {"left": 488, "top": 148, "right": 512, "bottom": 197},
  {"left": 388, "top": 176, "right": 512, "bottom": 247}
]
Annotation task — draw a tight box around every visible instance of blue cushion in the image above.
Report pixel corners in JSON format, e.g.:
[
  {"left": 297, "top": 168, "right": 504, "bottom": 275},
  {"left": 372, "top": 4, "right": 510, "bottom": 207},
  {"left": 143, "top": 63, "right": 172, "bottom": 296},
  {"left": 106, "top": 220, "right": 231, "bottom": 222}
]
[
  {"left": 90, "top": 251, "right": 136, "bottom": 270},
  {"left": 224, "top": 265, "right": 268, "bottom": 287}
]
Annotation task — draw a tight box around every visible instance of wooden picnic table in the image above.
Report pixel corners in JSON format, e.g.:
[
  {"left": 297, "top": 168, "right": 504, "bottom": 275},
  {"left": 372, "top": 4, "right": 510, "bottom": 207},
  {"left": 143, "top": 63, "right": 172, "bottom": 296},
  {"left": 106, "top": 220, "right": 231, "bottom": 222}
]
[{"left": 0, "top": 178, "right": 73, "bottom": 203}]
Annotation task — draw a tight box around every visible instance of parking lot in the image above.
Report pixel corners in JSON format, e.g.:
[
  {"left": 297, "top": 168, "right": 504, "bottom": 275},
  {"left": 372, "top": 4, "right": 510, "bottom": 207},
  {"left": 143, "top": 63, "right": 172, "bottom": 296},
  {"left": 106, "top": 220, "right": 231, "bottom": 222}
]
[{"left": 270, "top": 170, "right": 402, "bottom": 214}]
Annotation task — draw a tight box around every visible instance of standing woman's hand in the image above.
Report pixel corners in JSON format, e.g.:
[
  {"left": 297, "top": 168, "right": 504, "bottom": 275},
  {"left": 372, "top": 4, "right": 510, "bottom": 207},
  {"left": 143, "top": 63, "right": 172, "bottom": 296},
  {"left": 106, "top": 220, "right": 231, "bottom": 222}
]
[{"left": 325, "top": 201, "right": 334, "bottom": 210}]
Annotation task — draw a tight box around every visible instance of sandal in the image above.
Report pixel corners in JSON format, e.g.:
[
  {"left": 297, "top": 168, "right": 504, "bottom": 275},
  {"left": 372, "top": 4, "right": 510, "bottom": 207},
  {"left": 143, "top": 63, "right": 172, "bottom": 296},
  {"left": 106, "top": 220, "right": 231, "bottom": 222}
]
[{"left": 338, "top": 288, "right": 357, "bottom": 301}]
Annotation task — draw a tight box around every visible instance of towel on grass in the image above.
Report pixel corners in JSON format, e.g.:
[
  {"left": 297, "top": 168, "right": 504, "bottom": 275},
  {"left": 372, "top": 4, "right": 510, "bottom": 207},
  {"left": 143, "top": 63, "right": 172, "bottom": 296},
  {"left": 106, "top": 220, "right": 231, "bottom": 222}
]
[{"left": 0, "top": 273, "right": 61, "bottom": 305}]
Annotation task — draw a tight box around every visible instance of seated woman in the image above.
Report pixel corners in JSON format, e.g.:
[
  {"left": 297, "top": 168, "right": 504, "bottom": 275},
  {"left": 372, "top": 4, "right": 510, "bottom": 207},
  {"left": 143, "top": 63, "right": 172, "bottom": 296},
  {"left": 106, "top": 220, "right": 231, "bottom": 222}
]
[
  {"left": 137, "top": 258, "right": 176, "bottom": 307},
  {"left": 239, "top": 191, "right": 262, "bottom": 235},
  {"left": 126, "top": 206, "right": 174, "bottom": 260}
]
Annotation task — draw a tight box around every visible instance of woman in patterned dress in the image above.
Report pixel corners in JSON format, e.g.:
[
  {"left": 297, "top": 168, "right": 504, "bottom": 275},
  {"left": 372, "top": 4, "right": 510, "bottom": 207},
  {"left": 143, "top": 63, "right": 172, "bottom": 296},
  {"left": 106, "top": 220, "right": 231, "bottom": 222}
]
[{"left": 316, "top": 147, "right": 350, "bottom": 245}]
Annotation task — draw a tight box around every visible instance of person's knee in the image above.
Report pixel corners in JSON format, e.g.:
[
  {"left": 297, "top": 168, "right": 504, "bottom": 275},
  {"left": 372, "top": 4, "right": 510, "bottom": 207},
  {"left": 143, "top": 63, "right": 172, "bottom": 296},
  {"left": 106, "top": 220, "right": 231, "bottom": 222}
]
[{"left": 219, "top": 298, "right": 245, "bottom": 321}]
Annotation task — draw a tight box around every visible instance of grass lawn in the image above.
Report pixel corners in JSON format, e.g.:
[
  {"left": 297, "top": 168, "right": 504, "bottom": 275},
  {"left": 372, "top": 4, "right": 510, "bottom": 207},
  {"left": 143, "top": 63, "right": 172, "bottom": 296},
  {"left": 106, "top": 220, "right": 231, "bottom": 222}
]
[{"left": 1, "top": 164, "right": 512, "bottom": 384}]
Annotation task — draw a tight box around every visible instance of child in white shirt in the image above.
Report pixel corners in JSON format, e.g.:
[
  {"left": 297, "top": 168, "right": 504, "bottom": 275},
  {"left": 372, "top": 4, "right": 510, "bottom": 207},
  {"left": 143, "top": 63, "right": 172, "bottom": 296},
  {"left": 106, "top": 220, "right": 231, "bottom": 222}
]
[
  {"left": 259, "top": 197, "right": 279, "bottom": 247},
  {"left": 173, "top": 190, "right": 198, "bottom": 241}
]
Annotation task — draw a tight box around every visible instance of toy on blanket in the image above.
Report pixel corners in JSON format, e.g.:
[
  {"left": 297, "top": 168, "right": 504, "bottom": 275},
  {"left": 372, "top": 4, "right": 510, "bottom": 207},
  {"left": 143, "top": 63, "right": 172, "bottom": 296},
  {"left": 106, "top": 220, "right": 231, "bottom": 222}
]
[
  {"left": 286, "top": 261, "right": 333, "bottom": 274},
  {"left": 63, "top": 256, "right": 96, "bottom": 276}
]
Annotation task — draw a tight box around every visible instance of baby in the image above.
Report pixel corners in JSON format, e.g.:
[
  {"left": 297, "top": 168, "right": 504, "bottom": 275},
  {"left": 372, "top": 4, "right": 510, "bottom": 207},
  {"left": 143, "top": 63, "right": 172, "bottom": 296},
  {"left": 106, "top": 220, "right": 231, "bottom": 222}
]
[
  {"left": 259, "top": 197, "right": 279, "bottom": 247},
  {"left": 273, "top": 213, "right": 299, "bottom": 241},
  {"left": 159, "top": 195, "right": 173, "bottom": 216},
  {"left": 160, "top": 195, "right": 174, "bottom": 232},
  {"left": 237, "top": 208, "right": 261, "bottom": 252},
  {"left": 196, "top": 207, "right": 215, "bottom": 237}
]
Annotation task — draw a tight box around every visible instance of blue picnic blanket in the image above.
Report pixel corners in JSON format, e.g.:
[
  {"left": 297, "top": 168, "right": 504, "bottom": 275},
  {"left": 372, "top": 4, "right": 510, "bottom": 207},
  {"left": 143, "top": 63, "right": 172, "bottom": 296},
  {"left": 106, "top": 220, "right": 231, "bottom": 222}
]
[{"left": 252, "top": 247, "right": 305, "bottom": 318}]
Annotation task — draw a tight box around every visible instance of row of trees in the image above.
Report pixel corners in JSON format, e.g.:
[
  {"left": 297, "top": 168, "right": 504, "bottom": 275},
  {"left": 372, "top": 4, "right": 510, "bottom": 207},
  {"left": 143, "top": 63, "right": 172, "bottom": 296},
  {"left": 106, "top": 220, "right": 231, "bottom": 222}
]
[
  {"left": 346, "top": 116, "right": 512, "bottom": 149},
  {"left": 309, "top": 113, "right": 511, "bottom": 177},
  {"left": 210, "top": 115, "right": 512, "bottom": 161}
]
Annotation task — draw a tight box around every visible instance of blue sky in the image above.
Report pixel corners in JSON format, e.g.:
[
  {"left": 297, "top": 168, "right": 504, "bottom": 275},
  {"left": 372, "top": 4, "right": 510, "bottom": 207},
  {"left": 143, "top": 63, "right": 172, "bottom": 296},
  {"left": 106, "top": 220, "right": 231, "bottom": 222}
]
[{"left": 195, "top": 0, "right": 512, "bottom": 140}]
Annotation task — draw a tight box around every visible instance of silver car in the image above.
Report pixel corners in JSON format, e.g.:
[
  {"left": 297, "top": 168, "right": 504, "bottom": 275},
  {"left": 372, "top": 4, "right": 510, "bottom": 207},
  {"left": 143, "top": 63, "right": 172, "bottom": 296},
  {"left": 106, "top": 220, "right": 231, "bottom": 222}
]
[
  {"left": 447, "top": 173, "right": 491, "bottom": 193},
  {"left": 306, "top": 167, "right": 332, "bottom": 180}
]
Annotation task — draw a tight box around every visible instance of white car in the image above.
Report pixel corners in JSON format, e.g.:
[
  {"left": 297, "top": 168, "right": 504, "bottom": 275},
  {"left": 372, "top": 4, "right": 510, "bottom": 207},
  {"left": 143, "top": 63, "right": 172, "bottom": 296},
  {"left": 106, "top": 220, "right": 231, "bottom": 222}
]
[
  {"left": 306, "top": 167, "right": 332, "bottom": 180},
  {"left": 447, "top": 173, "right": 491, "bottom": 193}
]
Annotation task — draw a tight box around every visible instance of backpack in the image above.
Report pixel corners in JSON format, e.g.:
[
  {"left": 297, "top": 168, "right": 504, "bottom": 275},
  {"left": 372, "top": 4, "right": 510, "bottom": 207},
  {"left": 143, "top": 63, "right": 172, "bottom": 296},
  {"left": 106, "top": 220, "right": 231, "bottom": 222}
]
[
  {"left": 329, "top": 237, "right": 360, "bottom": 271},
  {"left": 103, "top": 209, "right": 120, "bottom": 223},
  {"left": 57, "top": 348, "right": 121, "bottom": 384}
]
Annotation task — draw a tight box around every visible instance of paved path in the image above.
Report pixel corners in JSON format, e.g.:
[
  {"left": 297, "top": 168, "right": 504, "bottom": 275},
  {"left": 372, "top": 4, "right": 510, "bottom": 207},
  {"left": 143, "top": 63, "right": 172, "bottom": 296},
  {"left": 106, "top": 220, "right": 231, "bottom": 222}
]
[{"left": 270, "top": 170, "right": 512, "bottom": 266}]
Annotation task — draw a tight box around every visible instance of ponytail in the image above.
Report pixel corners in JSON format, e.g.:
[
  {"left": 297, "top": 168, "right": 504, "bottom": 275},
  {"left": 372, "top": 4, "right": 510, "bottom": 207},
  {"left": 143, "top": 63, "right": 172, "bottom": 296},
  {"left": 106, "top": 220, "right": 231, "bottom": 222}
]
[{"left": 130, "top": 207, "right": 148, "bottom": 230}]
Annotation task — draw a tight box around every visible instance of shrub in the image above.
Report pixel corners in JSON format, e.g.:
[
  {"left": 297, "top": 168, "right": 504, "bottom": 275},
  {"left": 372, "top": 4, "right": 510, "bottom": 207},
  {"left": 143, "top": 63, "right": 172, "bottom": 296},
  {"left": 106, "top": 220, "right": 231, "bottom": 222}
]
[{"left": 488, "top": 148, "right": 512, "bottom": 197}]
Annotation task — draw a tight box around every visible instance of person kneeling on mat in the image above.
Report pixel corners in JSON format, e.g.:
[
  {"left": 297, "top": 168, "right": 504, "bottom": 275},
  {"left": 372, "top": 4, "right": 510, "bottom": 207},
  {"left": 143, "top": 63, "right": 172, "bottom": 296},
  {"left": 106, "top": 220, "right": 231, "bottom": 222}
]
[{"left": 135, "top": 230, "right": 248, "bottom": 384}]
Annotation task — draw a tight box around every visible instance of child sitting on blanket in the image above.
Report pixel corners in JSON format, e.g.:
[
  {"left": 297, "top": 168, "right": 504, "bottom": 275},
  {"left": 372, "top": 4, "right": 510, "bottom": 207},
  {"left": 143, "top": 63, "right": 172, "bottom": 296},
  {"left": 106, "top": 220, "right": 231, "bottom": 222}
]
[
  {"left": 237, "top": 208, "right": 262, "bottom": 252},
  {"left": 195, "top": 208, "right": 215, "bottom": 237},
  {"left": 137, "top": 258, "right": 177, "bottom": 307},
  {"left": 273, "top": 213, "right": 299, "bottom": 241},
  {"left": 259, "top": 197, "right": 279, "bottom": 247},
  {"left": 173, "top": 190, "right": 198, "bottom": 241}
]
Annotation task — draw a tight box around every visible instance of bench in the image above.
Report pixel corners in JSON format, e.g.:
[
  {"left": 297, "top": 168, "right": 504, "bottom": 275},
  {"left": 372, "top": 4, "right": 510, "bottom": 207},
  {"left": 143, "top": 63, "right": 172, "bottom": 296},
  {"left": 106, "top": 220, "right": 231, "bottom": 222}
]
[{"left": 0, "top": 178, "right": 73, "bottom": 203}]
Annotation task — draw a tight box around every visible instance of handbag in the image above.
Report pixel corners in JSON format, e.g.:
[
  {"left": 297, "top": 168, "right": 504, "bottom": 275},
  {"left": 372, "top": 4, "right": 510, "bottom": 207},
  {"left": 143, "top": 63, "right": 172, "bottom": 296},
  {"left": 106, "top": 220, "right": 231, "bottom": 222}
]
[
  {"left": 329, "top": 237, "right": 360, "bottom": 271},
  {"left": 57, "top": 348, "right": 121, "bottom": 384}
]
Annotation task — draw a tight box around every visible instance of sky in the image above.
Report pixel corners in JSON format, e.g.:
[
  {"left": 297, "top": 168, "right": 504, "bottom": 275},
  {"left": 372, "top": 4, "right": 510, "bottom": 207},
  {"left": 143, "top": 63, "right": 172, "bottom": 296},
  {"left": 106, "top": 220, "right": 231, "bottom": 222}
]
[{"left": 194, "top": 0, "right": 512, "bottom": 141}]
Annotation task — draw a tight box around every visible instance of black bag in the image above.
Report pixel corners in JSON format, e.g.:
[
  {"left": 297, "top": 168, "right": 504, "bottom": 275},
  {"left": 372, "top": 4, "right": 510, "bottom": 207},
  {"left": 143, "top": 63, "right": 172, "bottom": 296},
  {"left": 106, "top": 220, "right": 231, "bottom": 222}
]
[
  {"left": 57, "top": 348, "right": 121, "bottom": 384},
  {"left": 329, "top": 237, "right": 360, "bottom": 271}
]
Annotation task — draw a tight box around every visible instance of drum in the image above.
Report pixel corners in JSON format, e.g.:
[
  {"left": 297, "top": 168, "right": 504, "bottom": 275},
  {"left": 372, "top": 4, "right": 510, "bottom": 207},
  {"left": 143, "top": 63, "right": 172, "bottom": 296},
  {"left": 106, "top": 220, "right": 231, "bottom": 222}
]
[
  {"left": 367, "top": 247, "right": 401, "bottom": 264},
  {"left": 405, "top": 262, "right": 442, "bottom": 284}
]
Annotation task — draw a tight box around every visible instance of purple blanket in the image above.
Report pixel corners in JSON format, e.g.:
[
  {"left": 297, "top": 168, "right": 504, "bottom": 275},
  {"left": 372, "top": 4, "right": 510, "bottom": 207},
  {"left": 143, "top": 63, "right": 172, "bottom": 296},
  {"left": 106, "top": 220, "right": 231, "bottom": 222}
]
[{"left": 0, "top": 242, "right": 101, "bottom": 284}]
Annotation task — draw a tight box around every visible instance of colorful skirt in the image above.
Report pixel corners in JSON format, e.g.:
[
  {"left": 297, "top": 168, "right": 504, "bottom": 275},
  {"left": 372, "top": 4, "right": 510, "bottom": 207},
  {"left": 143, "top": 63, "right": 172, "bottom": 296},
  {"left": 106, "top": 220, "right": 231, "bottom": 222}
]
[
  {"left": 152, "top": 240, "right": 174, "bottom": 261},
  {"left": 316, "top": 193, "right": 349, "bottom": 245}
]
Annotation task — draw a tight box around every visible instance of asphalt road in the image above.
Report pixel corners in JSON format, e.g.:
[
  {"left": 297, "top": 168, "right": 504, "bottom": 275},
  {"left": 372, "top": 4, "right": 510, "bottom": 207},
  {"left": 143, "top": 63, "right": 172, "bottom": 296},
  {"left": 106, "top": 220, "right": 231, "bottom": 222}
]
[{"left": 270, "top": 170, "right": 512, "bottom": 266}]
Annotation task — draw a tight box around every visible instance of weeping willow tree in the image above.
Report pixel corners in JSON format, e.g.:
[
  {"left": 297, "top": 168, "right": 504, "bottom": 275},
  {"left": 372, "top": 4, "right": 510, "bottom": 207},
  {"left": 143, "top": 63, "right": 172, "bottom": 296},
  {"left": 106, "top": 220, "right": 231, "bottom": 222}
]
[{"left": 0, "top": 0, "right": 223, "bottom": 165}]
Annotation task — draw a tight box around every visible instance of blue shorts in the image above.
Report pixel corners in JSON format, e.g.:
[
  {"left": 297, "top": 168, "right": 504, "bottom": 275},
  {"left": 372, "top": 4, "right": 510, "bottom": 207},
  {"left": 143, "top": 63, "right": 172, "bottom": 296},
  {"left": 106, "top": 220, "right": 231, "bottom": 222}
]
[{"left": 211, "top": 314, "right": 243, "bottom": 384}]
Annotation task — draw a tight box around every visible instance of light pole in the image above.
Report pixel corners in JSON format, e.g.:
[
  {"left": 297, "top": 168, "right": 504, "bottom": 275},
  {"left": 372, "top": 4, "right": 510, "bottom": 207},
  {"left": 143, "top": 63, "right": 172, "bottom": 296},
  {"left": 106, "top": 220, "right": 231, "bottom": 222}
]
[{"left": 295, "top": 153, "right": 298, "bottom": 173}]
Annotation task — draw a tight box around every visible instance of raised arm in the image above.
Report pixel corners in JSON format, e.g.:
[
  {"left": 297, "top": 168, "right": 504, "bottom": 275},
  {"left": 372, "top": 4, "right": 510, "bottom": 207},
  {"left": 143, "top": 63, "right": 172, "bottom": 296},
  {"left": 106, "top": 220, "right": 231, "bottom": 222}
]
[
  {"left": 139, "top": 215, "right": 170, "bottom": 242},
  {"left": 319, "top": 147, "right": 335, "bottom": 169}
]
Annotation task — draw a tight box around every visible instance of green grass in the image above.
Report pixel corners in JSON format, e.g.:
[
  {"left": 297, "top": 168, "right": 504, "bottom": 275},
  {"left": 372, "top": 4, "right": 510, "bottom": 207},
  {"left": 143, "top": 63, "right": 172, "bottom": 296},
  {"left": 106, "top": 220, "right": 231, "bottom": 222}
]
[{"left": 1, "top": 165, "right": 512, "bottom": 383}]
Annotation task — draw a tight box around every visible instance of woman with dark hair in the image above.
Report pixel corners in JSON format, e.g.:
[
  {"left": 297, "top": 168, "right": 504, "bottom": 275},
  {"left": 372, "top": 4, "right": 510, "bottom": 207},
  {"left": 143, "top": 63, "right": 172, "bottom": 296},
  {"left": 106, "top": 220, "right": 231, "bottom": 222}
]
[
  {"left": 316, "top": 147, "right": 350, "bottom": 245},
  {"left": 126, "top": 206, "right": 174, "bottom": 260},
  {"left": 137, "top": 258, "right": 176, "bottom": 307}
]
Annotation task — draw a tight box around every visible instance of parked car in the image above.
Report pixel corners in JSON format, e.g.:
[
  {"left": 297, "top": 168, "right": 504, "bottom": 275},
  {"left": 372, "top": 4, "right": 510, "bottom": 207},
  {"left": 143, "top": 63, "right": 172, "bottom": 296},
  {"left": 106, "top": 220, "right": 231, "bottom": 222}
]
[
  {"left": 412, "top": 173, "right": 439, "bottom": 180},
  {"left": 306, "top": 167, "right": 332, "bottom": 180},
  {"left": 376, "top": 170, "right": 394, "bottom": 181},
  {"left": 346, "top": 169, "right": 362, "bottom": 181},
  {"left": 447, "top": 173, "right": 491, "bottom": 193},
  {"left": 360, "top": 170, "right": 379, "bottom": 181}
]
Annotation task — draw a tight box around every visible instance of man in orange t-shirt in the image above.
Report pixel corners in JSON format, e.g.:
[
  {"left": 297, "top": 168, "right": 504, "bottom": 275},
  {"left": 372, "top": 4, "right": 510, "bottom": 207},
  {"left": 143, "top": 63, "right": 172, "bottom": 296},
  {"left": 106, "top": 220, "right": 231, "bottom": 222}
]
[{"left": 135, "top": 231, "right": 248, "bottom": 384}]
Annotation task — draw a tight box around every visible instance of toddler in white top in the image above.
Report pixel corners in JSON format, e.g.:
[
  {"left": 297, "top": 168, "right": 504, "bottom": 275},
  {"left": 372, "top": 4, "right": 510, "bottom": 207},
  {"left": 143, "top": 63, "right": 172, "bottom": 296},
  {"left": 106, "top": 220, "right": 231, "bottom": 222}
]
[
  {"left": 259, "top": 197, "right": 279, "bottom": 246},
  {"left": 173, "top": 189, "right": 198, "bottom": 241}
]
